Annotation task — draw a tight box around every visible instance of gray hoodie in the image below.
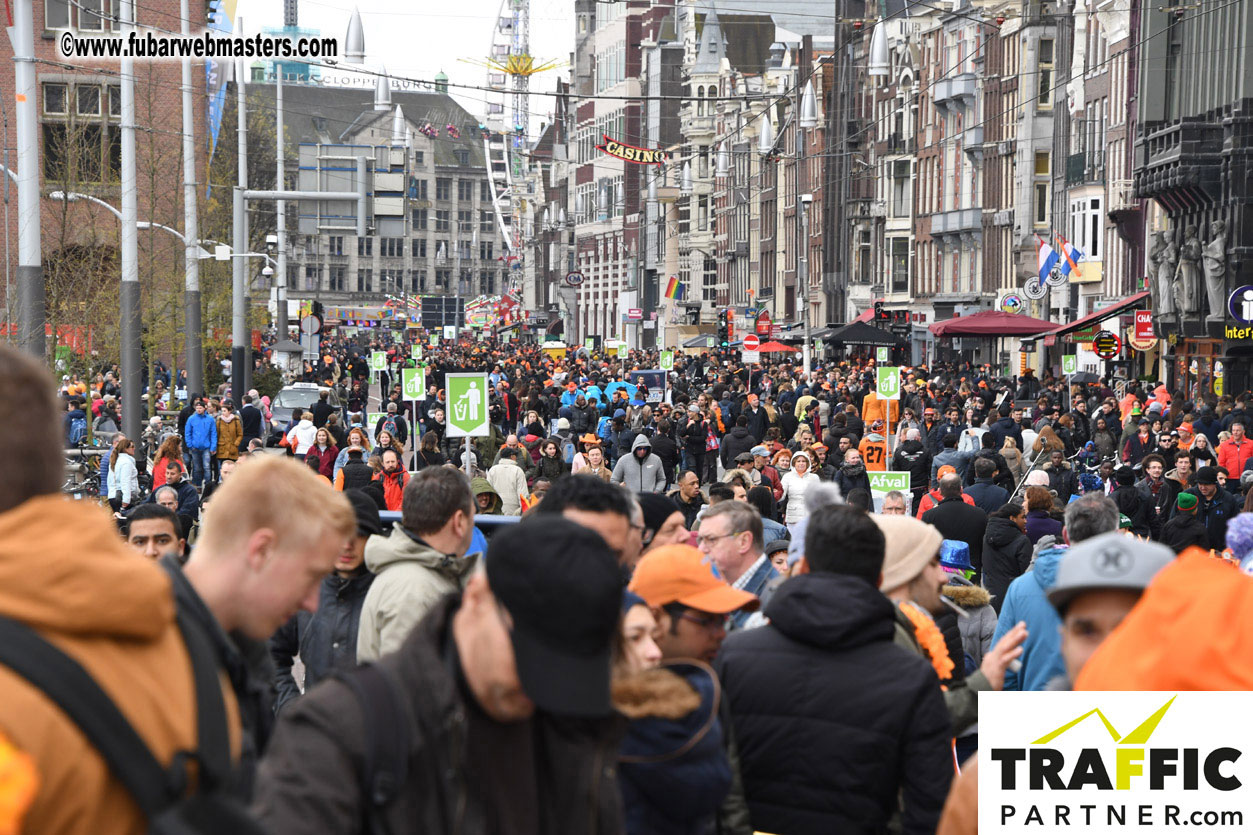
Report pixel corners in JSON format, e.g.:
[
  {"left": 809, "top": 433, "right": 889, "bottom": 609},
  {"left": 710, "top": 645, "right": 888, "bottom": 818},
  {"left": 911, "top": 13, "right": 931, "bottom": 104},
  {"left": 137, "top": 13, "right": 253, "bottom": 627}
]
[
  {"left": 356, "top": 525, "right": 478, "bottom": 662},
  {"left": 611, "top": 434, "right": 666, "bottom": 493}
]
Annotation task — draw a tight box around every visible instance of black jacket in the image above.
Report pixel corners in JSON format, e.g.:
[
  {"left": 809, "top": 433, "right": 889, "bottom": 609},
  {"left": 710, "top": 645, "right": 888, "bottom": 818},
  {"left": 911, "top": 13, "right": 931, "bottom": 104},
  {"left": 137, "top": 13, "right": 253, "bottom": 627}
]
[
  {"left": 311, "top": 400, "right": 335, "bottom": 428},
  {"left": 1161, "top": 512, "right": 1210, "bottom": 554},
  {"left": 716, "top": 574, "right": 952, "bottom": 835},
  {"left": 964, "top": 478, "right": 1009, "bottom": 515},
  {"left": 1111, "top": 484, "right": 1152, "bottom": 537},
  {"left": 981, "top": 516, "right": 1033, "bottom": 614},
  {"left": 649, "top": 433, "right": 680, "bottom": 485},
  {"left": 253, "top": 595, "right": 625, "bottom": 834},
  {"left": 240, "top": 404, "right": 264, "bottom": 443},
  {"left": 719, "top": 427, "right": 756, "bottom": 471},
  {"left": 270, "top": 570, "right": 375, "bottom": 713},
  {"left": 922, "top": 499, "right": 989, "bottom": 572},
  {"left": 339, "top": 458, "right": 375, "bottom": 492},
  {"left": 1135, "top": 477, "right": 1178, "bottom": 540},
  {"left": 1185, "top": 486, "right": 1241, "bottom": 550},
  {"left": 1044, "top": 462, "right": 1079, "bottom": 501},
  {"left": 833, "top": 465, "right": 872, "bottom": 499},
  {"left": 672, "top": 492, "right": 706, "bottom": 530},
  {"left": 742, "top": 406, "right": 770, "bottom": 442},
  {"left": 891, "top": 440, "right": 931, "bottom": 492}
]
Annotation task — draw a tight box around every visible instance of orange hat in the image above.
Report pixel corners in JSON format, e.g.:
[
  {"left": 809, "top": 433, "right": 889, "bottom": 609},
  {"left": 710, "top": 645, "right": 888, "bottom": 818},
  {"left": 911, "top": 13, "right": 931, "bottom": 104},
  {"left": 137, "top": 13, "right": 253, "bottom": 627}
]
[
  {"left": 811, "top": 443, "right": 828, "bottom": 452},
  {"left": 937, "top": 465, "right": 957, "bottom": 479},
  {"left": 629, "top": 545, "right": 760, "bottom": 614},
  {"left": 578, "top": 433, "right": 600, "bottom": 445},
  {"left": 1178, "top": 422, "right": 1194, "bottom": 436}
]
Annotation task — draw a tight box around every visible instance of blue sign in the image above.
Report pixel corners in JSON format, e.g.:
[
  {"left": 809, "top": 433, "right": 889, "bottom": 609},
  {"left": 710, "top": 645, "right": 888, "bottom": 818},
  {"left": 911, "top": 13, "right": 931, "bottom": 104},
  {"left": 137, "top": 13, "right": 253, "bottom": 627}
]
[{"left": 1229, "top": 285, "right": 1253, "bottom": 323}]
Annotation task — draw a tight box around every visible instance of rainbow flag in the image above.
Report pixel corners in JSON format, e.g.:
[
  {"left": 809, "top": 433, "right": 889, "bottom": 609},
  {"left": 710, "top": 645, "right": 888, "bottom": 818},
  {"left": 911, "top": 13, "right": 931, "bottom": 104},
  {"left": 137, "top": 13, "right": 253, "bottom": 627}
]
[{"left": 664, "top": 276, "right": 684, "bottom": 300}]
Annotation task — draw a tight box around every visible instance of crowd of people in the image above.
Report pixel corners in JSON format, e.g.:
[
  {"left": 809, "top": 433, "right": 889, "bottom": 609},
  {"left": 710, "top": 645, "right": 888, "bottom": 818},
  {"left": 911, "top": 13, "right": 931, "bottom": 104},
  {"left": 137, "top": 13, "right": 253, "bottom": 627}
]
[{"left": 4, "top": 334, "right": 1253, "bottom": 835}]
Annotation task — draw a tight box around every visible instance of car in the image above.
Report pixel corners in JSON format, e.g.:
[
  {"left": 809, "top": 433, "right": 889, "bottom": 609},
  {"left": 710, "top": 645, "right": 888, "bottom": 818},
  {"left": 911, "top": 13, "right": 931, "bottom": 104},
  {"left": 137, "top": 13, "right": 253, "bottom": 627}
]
[{"left": 267, "top": 384, "right": 343, "bottom": 442}]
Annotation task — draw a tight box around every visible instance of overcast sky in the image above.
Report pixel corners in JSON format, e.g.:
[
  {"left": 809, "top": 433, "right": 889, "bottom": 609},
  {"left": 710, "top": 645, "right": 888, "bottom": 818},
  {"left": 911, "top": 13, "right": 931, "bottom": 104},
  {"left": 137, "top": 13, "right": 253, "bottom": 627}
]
[{"left": 241, "top": 0, "right": 575, "bottom": 131}]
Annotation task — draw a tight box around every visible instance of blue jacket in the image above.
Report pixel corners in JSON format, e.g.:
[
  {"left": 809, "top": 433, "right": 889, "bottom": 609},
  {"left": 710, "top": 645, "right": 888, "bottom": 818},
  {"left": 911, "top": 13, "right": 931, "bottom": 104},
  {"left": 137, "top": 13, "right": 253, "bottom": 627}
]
[
  {"left": 991, "top": 546, "right": 1065, "bottom": 691},
  {"left": 728, "top": 557, "right": 778, "bottom": 630},
  {"left": 184, "top": 412, "right": 218, "bottom": 451},
  {"left": 619, "top": 663, "right": 731, "bottom": 835},
  {"left": 986, "top": 415, "right": 1023, "bottom": 450}
]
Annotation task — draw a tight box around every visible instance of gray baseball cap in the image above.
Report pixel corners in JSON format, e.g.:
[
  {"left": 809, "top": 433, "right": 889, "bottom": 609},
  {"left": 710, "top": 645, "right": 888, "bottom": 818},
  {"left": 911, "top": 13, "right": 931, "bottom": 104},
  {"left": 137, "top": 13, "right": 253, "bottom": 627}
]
[{"left": 1047, "top": 532, "right": 1174, "bottom": 612}]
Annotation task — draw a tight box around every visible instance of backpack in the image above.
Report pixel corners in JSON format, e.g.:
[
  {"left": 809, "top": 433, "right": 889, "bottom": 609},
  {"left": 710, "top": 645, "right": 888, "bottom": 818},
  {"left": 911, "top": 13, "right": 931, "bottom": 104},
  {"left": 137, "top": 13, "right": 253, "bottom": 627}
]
[
  {"left": 333, "top": 664, "right": 411, "bottom": 835},
  {"left": 68, "top": 415, "right": 87, "bottom": 445},
  {"left": 381, "top": 414, "right": 399, "bottom": 438},
  {"left": 0, "top": 612, "right": 267, "bottom": 834},
  {"left": 562, "top": 438, "right": 576, "bottom": 464}
]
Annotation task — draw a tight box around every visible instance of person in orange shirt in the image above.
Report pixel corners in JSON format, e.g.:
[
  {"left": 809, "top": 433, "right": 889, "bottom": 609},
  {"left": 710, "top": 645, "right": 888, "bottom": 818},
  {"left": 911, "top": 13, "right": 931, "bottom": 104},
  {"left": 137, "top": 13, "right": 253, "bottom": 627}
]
[
  {"left": 1217, "top": 419, "right": 1253, "bottom": 476},
  {"left": 858, "top": 420, "right": 890, "bottom": 472},
  {"left": 860, "top": 390, "right": 899, "bottom": 428}
]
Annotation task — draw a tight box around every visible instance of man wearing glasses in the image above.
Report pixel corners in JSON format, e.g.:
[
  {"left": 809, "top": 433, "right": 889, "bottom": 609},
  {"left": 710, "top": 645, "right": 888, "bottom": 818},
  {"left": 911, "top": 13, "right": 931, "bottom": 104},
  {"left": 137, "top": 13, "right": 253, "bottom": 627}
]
[{"left": 697, "top": 501, "right": 778, "bottom": 629}]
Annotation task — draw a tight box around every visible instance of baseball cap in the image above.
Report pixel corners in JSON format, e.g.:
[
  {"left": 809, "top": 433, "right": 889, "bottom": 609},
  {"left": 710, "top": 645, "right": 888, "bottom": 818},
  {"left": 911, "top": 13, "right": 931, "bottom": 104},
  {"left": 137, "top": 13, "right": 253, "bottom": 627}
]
[
  {"left": 750, "top": 445, "right": 770, "bottom": 458},
  {"left": 629, "top": 545, "right": 760, "bottom": 614},
  {"left": 1046, "top": 532, "right": 1174, "bottom": 612},
  {"left": 937, "top": 464, "right": 957, "bottom": 480},
  {"left": 485, "top": 516, "right": 623, "bottom": 717}
]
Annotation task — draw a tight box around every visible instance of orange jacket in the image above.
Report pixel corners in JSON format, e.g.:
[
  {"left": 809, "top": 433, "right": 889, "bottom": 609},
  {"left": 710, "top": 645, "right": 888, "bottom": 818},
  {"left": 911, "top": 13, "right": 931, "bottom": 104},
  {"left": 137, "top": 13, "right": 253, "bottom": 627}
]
[
  {"left": 860, "top": 392, "right": 899, "bottom": 427},
  {"left": 0, "top": 496, "right": 240, "bottom": 835},
  {"left": 374, "top": 469, "right": 409, "bottom": 511},
  {"left": 1077, "top": 550, "right": 1253, "bottom": 690},
  {"left": 858, "top": 435, "right": 889, "bottom": 472},
  {"left": 1217, "top": 437, "right": 1253, "bottom": 477}
]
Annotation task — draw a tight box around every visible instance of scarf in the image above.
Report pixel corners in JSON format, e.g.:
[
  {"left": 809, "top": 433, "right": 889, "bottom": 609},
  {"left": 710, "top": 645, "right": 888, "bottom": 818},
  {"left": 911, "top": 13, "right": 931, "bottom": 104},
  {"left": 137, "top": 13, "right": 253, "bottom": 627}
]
[{"left": 842, "top": 461, "right": 866, "bottom": 478}]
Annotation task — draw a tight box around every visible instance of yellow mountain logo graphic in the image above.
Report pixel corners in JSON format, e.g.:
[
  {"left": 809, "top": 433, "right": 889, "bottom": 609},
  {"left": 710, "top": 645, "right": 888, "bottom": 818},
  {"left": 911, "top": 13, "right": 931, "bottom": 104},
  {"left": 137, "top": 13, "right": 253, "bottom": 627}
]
[{"left": 1032, "top": 696, "right": 1177, "bottom": 746}]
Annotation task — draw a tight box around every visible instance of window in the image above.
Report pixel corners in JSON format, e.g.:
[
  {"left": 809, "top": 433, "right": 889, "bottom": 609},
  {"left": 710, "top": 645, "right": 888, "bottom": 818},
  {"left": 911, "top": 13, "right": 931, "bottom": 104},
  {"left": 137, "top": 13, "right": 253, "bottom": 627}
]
[
  {"left": 329, "top": 266, "right": 346, "bottom": 292},
  {"left": 413, "top": 151, "right": 424, "bottom": 166},
  {"left": 356, "top": 268, "right": 372, "bottom": 293},
  {"left": 435, "top": 178, "right": 451, "bottom": 201},
  {"left": 108, "top": 85, "right": 119, "bottom": 116},
  {"left": 890, "top": 238, "right": 910, "bottom": 293},
  {"left": 457, "top": 179, "right": 474, "bottom": 201},
  {"left": 480, "top": 211, "right": 494, "bottom": 233},
  {"left": 304, "top": 265, "right": 322, "bottom": 292},
  {"left": 411, "top": 269, "right": 425, "bottom": 292},
  {"left": 458, "top": 239, "right": 473, "bottom": 260},
  {"left": 412, "top": 208, "right": 427, "bottom": 230},
  {"left": 328, "top": 235, "right": 344, "bottom": 255},
  {"left": 454, "top": 150, "right": 469, "bottom": 166},
  {"left": 1034, "top": 151, "right": 1050, "bottom": 176},
  {"left": 1034, "top": 183, "right": 1049, "bottom": 226},
  {"left": 481, "top": 181, "right": 491, "bottom": 202},
  {"left": 45, "top": 0, "right": 69, "bottom": 29},
  {"left": 891, "top": 161, "right": 910, "bottom": 217},
  {"left": 413, "top": 238, "right": 427, "bottom": 258},
  {"left": 480, "top": 272, "right": 492, "bottom": 295},
  {"left": 77, "top": 0, "right": 111, "bottom": 30},
  {"left": 457, "top": 210, "right": 472, "bottom": 232},
  {"left": 380, "top": 238, "right": 403, "bottom": 257},
  {"left": 43, "top": 83, "right": 66, "bottom": 115},
  {"left": 1037, "top": 39, "right": 1054, "bottom": 108},
  {"left": 435, "top": 269, "right": 451, "bottom": 288},
  {"left": 357, "top": 237, "right": 372, "bottom": 256},
  {"left": 479, "top": 240, "right": 494, "bottom": 261},
  {"left": 411, "top": 178, "right": 427, "bottom": 200},
  {"left": 697, "top": 86, "right": 705, "bottom": 116},
  {"left": 76, "top": 86, "right": 100, "bottom": 117},
  {"left": 434, "top": 210, "right": 450, "bottom": 232}
]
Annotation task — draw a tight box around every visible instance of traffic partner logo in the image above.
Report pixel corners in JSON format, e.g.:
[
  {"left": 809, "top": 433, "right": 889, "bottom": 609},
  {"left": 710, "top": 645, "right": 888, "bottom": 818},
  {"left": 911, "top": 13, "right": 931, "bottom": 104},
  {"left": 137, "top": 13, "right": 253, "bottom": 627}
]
[{"left": 979, "top": 692, "right": 1248, "bottom": 831}]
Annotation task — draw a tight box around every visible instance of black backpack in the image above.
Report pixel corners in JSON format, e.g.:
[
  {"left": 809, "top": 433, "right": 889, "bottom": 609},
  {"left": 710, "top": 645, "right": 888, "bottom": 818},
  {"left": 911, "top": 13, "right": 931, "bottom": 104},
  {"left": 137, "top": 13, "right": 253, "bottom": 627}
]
[{"left": 0, "top": 612, "right": 267, "bottom": 834}]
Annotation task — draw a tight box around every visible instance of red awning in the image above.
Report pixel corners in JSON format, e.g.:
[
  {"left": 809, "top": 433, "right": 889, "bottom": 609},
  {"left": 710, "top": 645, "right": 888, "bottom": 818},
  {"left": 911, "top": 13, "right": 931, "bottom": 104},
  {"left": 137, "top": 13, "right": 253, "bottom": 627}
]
[
  {"left": 853, "top": 300, "right": 882, "bottom": 324},
  {"left": 1047, "top": 290, "right": 1151, "bottom": 336},
  {"left": 756, "top": 340, "right": 793, "bottom": 353},
  {"left": 929, "top": 309, "right": 1057, "bottom": 337}
]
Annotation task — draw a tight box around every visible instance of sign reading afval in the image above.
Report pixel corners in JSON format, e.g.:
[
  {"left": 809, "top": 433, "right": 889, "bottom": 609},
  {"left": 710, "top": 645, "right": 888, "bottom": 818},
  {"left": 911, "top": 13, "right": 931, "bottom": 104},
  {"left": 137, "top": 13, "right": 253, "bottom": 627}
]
[{"left": 597, "top": 134, "right": 670, "bottom": 166}]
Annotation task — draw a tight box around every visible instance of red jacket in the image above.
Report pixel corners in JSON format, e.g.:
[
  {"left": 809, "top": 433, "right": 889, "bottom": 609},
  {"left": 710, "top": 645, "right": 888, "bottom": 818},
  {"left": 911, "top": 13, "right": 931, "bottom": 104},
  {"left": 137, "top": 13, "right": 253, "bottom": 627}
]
[
  {"left": 374, "top": 469, "right": 409, "bottom": 511},
  {"left": 914, "top": 488, "right": 975, "bottom": 518},
  {"left": 1218, "top": 437, "right": 1253, "bottom": 477},
  {"left": 306, "top": 444, "right": 338, "bottom": 479}
]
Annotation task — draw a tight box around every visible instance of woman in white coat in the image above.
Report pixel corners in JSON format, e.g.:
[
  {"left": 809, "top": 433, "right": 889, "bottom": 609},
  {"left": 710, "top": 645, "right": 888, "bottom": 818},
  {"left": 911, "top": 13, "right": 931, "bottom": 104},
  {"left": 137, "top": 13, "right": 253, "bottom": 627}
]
[
  {"left": 108, "top": 435, "right": 140, "bottom": 512},
  {"left": 779, "top": 449, "right": 820, "bottom": 526}
]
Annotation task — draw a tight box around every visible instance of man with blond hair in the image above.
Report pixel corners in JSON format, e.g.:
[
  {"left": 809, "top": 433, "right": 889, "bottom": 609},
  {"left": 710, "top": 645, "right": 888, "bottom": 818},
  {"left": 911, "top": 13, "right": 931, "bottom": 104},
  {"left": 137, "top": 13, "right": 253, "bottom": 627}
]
[{"left": 168, "top": 454, "right": 356, "bottom": 794}]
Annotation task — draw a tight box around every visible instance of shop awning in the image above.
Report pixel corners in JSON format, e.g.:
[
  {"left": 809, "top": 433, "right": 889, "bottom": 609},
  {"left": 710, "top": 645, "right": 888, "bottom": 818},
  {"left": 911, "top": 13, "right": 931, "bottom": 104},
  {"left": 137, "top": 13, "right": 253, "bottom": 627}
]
[
  {"left": 682, "top": 333, "right": 717, "bottom": 348},
  {"left": 1048, "top": 290, "right": 1151, "bottom": 336},
  {"left": 824, "top": 321, "right": 908, "bottom": 347},
  {"left": 929, "top": 309, "right": 1056, "bottom": 337}
]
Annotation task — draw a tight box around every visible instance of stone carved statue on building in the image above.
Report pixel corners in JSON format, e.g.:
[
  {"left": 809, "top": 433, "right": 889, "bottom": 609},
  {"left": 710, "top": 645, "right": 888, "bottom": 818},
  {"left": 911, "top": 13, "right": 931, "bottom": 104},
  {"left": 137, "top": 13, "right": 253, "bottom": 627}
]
[
  {"left": 1203, "top": 220, "right": 1228, "bottom": 322},
  {"left": 1174, "top": 226, "right": 1202, "bottom": 315},
  {"left": 1157, "top": 234, "right": 1179, "bottom": 318},
  {"left": 1148, "top": 231, "right": 1174, "bottom": 317}
]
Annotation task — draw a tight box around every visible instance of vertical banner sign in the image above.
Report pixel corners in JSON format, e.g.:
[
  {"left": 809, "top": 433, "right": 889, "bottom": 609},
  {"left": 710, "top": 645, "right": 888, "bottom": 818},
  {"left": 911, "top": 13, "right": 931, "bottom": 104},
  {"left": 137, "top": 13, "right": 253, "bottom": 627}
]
[
  {"left": 877, "top": 366, "right": 901, "bottom": 401},
  {"left": 868, "top": 472, "right": 912, "bottom": 513},
  {"left": 443, "top": 325, "right": 457, "bottom": 340},
  {"left": 370, "top": 351, "right": 387, "bottom": 376},
  {"left": 445, "top": 373, "right": 490, "bottom": 438},
  {"left": 659, "top": 351, "right": 674, "bottom": 371},
  {"left": 401, "top": 367, "right": 426, "bottom": 401},
  {"left": 876, "top": 346, "right": 890, "bottom": 363},
  {"left": 585, "top": 337, "right": 595, "bottom": 352},
  {"left": 367, "top": 412, "right": 386, "bottom": 440},
  {"left": 1062, "top": 354, "right": 1078, "bottom": 375},
  {"left": 411, "top": 343, "right": 423, "bottom": 361},
  {"left": 1134, "top": 309, "right": 1155, "bottom": 341},
  {"left": 429, "top": 333, "right": 440, "bottom": 347},
  {"left": 617, "top": 344, "right": 628, "bottom": 359}
]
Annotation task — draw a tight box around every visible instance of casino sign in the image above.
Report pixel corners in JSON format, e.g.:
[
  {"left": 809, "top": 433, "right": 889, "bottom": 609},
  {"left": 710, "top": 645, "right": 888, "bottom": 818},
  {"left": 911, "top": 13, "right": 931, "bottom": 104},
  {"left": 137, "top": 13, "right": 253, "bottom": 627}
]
[{"left": 597, "top": 135, "right": 669, "bottom": 166}]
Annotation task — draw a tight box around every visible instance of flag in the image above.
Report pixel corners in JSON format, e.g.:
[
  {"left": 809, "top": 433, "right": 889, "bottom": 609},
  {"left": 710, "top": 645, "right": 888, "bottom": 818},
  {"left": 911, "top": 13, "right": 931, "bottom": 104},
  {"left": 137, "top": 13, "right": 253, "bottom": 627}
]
[
  {"left": 1054, "top": 233, "right": 1084, "bottom": 278},
  {"left": 1036, "top": 235, "right": 1059, "bottom": 283},
  {"left": 664, "top": 276, "right": 684, "bottom": 300}
]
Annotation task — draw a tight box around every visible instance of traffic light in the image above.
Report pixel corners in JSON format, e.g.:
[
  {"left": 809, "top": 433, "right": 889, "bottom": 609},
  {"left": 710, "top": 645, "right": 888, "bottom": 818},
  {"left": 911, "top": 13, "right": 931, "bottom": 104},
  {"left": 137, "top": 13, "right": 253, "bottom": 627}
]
[
  {"left": 874, "top": 301, "right": 888, "bottom": 322},
  {"left": 312, "top": 301, "right": 325, "bottom": 334},
  {"left": 718, "top": 310, "right": 729, "bottom": 347}
]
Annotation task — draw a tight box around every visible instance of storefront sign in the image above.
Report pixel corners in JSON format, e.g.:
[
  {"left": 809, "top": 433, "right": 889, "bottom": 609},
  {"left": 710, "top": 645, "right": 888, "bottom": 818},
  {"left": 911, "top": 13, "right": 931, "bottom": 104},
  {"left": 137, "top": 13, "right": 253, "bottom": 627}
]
[
  {"left": 1126, "top": 326, "right": 1158, "bottom": 352},
  {"left": 1000, "top": 293, "right": 1024, "bottom": 314},
  {"left": 1229, "top": 285, "right": 1253, "bottom": 323},
  {"left": 1092, "top": 330, "right": 1122, "bottom": 360},
  {"left": 1134, "top": 309, "right": 1155, "bottom": 341},
  {"left": 597, "top": 135, "right": 669, "bottom": 165},
  {"left": 755, "top": 309, "right": 773, "bottom": 336},
  {"left": 1068, "top": 324, "right": 1102, "bottom": 343}
]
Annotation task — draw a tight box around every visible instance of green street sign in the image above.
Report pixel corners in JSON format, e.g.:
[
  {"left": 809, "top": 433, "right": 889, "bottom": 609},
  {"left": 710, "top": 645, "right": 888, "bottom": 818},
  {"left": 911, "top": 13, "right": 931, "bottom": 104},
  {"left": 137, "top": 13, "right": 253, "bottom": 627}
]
[
  {"left": 1062, "top": 354, "right": 1077, "bottom": 375},
  {"left": 429, "top": 333, "right": 440, "bottom": 347},
  {"left": 876, "top": 346, "right": 890, "bottom": 363},
  {"left": 617, "top": 344, "right": 628, "bottom": 359},
  {"left": 446, "top": 373, "right": 489, "bottom": 437},
  {"left": 411, "top": 343, "right": 423, "bottom": 361},
  {"left": 401, "top": 367, "right": 426, "bottom": 401},
  {"left": 659, "top": 351, "right": 674, "bottom": 371},
  {"left": 584, "top": 338, "right": 595, "bottom": 351},
  {"left": 868, "top": 471, "right": 913, "bottom": 513},
  {"left": 876, "top": 366, "right": 901, "bottom": 401},
  {"left": 367, "top": 412, "right": 386, "bottom": 438},
  {"left": 370, "top": 351, "right": 387, "bottom": 372}
]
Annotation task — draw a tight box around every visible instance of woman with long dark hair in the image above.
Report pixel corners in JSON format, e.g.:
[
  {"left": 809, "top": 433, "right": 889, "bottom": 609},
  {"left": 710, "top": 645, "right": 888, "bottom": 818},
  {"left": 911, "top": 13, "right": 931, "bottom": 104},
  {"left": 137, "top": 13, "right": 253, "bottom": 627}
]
[{"left": 746, "top": 485, "right": 787, "bottom": 542}]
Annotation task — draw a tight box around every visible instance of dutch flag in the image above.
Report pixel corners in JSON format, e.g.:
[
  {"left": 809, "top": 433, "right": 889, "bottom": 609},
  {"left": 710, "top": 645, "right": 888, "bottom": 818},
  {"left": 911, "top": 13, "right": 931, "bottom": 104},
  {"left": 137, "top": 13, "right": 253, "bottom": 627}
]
[
  {"left": 1055, "top": 233, "right": 1085, "bottom": 278},
  {"left": 1036, "top": 235, "right": 1059, "bottom": 283}
]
